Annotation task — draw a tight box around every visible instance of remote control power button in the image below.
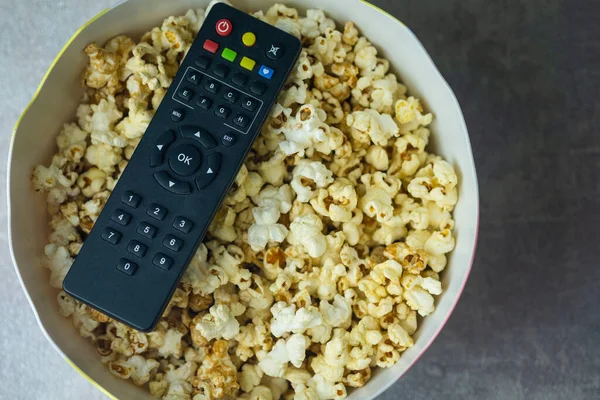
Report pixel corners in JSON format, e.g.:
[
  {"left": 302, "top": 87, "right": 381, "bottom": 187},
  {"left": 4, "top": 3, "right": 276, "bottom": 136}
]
[
  {"left": 154, "top": 171, "right": 192, "bottom": 195},
  {"left": 168, "top": 144, "right": 202, "bottom": 176},
  {"left": 216, "top": 19, "right": 232, "bottom": 36}
]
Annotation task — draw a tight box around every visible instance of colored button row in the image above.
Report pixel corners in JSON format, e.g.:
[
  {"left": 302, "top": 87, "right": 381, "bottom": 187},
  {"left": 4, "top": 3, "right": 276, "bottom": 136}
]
[{"left": 203, "top": 39, "right": 274, "bottom": 80}]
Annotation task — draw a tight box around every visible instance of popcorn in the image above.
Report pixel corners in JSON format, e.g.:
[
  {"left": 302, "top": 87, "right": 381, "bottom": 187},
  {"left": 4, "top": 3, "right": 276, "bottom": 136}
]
[
  {"left": 248, "top": 185, "right": 293, "bottom": 251},
  {"left": 394, "top": 96, "right": 433, "bottom": 133},
  {"left": 270, "top": 302, "right": 323, "bottom": 337},
  {"left": 192, "top": 340, "right": 239, "bottom": 398},
  {"left": 288, "top": 214, "right": 327, "bottom": 258},
  {"left": 33, "top": 6, "right": 460, "bottom": 399},
  {"left": 109, "top": 355, "right": 160, "bottom": 386},
  {"left": 195, "top": 303, "right": 243, "bottom": 340},
  {"left": 346, "top": 108, "right": 399, "bottom": 146}
]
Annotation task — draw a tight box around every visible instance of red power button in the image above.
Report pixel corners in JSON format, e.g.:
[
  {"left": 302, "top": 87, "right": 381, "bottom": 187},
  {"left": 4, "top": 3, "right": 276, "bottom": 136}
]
[{"left": 216, "top": 19, "right": 232, "bottom": 36}]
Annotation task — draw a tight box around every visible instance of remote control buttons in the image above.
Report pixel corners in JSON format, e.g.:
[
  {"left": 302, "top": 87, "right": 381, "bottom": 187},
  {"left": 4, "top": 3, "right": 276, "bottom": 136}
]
[
  {"left": 221, "top": 133, "right": 236, "bottom": 147},
  {"left": 266, "top": 43, "right": 283, "bottom": 60},
  {"left": 216, "top": 19, "right": 232, "bottom": 36},
  {"left": 240, "top": 57, "right": 256, "bottom": 71},
  {"left": 153, "top": 253, "right": 173, "bottom": 270},
  {"left": 173, "top": 216, "right": 193, "bottom": 233},
  {"left": 233, "top": 114, "right": 250, "bottom": 129},
  {"left": 196, "top": 96, "right": 213, "bottom": 110},
  {"left": 196, "top": 153, "right": 221, "bottom": 190},
  {"left": 203, "top": 39, "right": 219, "bottom": 53},
  {"left": 249, "top": 81, "right": 266, "bottom": 95},
  {"left": 168, "top": 144, "right": 202, "bottom": 176},
  {"left": 180, "top": 126, "right": 217, "bottom": 149},
  {"left": 127, "top": 240, "right": 148, "bottom": 258},
  {"left": 111, "top": 209, "right": 131, "bottom": 226},
  {"left": 154, "top": 171, "right": 192, "bottom": 195},
  {"left": 177, "top": 87, "right": 194, "bottom": 101},
  {"left": 195, "top": 56, "right": 211, "bottom": 70},
  {"left": 214, "top": 64, "right": 229, "bottom": 78},
  {"left": 171, "top": 109, "right": 184, "bottom": 122},
  {"left": 242, "top": 32, "right": 256, "bottom": 47},
  {"left": 205, "top": 80, "right": 221, "bottom": 94},
  {"left": 151, "top": 130, "right": 175, "bottom": 167},
  {"left": 241, "top": 97, "right": 259, "bottom": 112},
  {"left": 258, "top": 65, "right": 274, "bottom": 80},
  {"left": 122, "top": 191, "right": 141, "bottom": 208},
  {"left": 102, "top": 228, "right": 122, "bottom": 245},
  {"left": 221, "top": 48, "right": 237, "bottom": 62},
  {"left": 186, "top": 70, "right": 201, "bottom": 85},
  {"left": 231, "top": 72, "right": 248, "bottom": 87},
  {"left": 163, "top": 235, "right": 184, "bottom": 252},
  {"left": 137, "top": 222, "right": 157, "bottom": 239},
  {"left": 215, "top": 106, "right": 231, "bottom": 119},
  {"left": 223, "top": 88, "right": 239, "bottom": 103},
  {"left": 117, "top": 258, "right": 138, "bottom": 276},
  {"left": 147, "top": 204, "right": 168, "bottom": 220}
]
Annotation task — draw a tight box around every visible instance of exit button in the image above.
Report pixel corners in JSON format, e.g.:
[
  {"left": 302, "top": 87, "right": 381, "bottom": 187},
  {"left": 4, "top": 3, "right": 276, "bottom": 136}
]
[{"left": 221, "top": 133, "right": 236, "bottom": 146}]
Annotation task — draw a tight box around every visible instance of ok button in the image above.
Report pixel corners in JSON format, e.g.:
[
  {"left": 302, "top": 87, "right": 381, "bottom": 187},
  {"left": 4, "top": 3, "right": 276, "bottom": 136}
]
[{"left": 168, "top": 144, "right": 201, "bottom": 176}]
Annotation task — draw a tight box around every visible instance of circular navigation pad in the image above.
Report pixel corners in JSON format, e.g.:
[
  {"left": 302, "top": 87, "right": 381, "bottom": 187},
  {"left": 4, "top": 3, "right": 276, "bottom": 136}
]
[{"left": 168, "top": 144, "right": 202, "bottom": 176}]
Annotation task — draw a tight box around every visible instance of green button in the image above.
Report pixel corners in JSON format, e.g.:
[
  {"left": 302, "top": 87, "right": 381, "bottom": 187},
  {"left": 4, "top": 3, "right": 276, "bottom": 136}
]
[{"left": 221, "top": 48, "right": 237, "bottom": 62}]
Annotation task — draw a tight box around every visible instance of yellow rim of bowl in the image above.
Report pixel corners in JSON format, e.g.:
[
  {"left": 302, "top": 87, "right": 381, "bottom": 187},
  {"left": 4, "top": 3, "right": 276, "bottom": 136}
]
[{"left": 16, "top": 2, "right": 405, "bottom": 399}]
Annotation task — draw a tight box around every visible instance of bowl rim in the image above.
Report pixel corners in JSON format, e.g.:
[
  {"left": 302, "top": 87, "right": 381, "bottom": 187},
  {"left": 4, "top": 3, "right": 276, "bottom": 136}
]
[{"left": 6, "top": 1, "right": 479, "bottom": 399}]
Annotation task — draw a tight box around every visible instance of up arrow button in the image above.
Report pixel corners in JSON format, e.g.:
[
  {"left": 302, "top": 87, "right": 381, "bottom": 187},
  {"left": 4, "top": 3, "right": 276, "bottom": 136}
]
[{"left": 179, "top": 126, "right": 217, "bottom": 149}]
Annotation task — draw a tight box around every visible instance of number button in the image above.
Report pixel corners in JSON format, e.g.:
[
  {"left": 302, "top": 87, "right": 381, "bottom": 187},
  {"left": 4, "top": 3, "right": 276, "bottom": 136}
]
[
  {"left": 241, "top": 97, "right": 259, "bottom": 112},
  {"left": 121, "top": 191, "right": 141, "bottom": 208},
  {"left": 147, "top": 204, "right": 168, "bottom": 220},
  {"left": 173, "top": 216, "right": 193, "bottom": 233},
  {"left": 137, "top": 222, "right": 157, "bottom": 239},
  {"left": 215, "top": 106, "right": 230, "bottom": 119},
  {"left": 111, "top": 209, "right": 131, "bottom": 226},
  {"left": 223, "top": 89, "right": 239, "bottom": 103},
  {"left": 101, "top": 228, "right": 122, "bottom": 245},
  {"left": 117, "top": 258, "right": 138, "bottom": 276},
  {"left": 153, "top": 253, "right": 174, "bottom": 270},
  {"left": 205, "top": 80, "right": 221, "bottom": 94},
  {"left": 163, "top": 235, "right": 184, "bottom": 252},
  {"left": 127, "top": 240, "right": 148, "bottom": 258}
]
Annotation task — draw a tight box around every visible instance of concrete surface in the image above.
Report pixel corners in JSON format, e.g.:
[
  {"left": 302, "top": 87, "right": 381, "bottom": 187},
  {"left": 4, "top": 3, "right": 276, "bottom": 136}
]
[{"left": 0, "top": 0, "right": 598, "bottom": 399}]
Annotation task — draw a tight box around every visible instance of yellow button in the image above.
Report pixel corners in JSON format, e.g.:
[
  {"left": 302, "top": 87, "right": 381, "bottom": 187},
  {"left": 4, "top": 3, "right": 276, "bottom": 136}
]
[
  {"left": 240, "top": 56, "right": 256, "bottom": 71},
  {"left": 242, "top": 32, "right": 256, "bottom": 47}
]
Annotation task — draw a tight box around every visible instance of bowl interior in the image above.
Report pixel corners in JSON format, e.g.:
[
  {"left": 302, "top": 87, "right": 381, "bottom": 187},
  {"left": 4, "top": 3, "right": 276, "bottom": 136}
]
[{"left": 8, "top": 0, "right": 478, "bottom": 399}]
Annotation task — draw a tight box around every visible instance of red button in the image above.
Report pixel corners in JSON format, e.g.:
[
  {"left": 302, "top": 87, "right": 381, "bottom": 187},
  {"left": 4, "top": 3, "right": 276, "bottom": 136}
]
[
  {"left": 203, "top": 39, "right": 219, "bottom": 53},
  {"left": 216, "top": 19, "right": 232, "bottom": 36}
]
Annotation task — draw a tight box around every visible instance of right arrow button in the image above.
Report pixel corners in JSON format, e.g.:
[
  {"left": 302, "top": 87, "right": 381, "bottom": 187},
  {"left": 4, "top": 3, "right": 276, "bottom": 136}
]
[{"left": 195, "top": 153, "right": 221, "bottom": 190}]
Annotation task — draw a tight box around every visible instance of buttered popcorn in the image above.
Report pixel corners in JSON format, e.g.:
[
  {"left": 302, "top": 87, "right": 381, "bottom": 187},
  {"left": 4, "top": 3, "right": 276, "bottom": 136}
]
[{"left": 31, "top": 1, "right": 458, "bottom": 399}]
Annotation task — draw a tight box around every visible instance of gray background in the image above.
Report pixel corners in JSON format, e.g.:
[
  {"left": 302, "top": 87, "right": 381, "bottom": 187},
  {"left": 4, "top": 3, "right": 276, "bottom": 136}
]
[{"left": 0, "top": 0, "right": 598, "bottom": 399}]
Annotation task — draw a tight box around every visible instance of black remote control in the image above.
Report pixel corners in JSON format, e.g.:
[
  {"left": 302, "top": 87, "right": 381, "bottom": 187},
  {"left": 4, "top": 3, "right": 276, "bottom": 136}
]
[{"left": 63, "top": 3, "right": 301, "bottom": 332}]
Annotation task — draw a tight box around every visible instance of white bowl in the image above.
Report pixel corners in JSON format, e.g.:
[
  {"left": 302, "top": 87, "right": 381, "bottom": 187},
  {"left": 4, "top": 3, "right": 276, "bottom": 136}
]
[{"left": 7, "top": 0, "right": 479, "bottom": 398}]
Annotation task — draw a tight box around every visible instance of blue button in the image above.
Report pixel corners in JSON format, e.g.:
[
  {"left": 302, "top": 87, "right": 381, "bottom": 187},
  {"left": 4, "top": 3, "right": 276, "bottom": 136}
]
[{"left": 258, "top": 65, "right": 274, "bottom": 80}]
